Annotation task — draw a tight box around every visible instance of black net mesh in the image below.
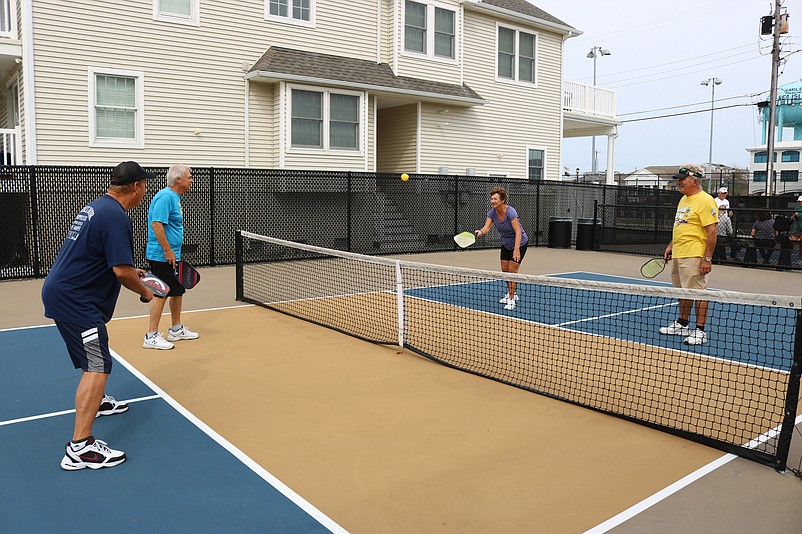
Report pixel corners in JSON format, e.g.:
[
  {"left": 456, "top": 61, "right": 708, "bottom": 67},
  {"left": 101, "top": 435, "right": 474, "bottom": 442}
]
[{"left": 236, "top": 231, "right": 802, "bottom": 470}]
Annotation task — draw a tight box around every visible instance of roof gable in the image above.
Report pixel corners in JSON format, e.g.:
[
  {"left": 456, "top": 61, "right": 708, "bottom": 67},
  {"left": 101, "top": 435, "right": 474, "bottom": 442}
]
[{"left": 248, "top": 47, "right": 485, "bottom": 104}]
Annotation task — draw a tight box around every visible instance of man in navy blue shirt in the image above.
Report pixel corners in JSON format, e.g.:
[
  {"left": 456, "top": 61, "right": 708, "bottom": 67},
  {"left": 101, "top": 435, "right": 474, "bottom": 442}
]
[{"left": 42, "top": 161, "right": 156, "bottom": 470}]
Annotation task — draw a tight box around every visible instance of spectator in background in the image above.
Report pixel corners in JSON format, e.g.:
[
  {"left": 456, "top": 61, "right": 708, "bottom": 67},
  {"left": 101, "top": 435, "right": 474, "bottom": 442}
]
[
  {"left": 790, "top": 195, "right": 802, "bottom": 242},
  {"left": 714, "top": 187, "right": 731, "bottom": 214},
  {"left": 774, "top": 212, "right": 793, "bottom": 269},
  {"left": 714, "top": 205, "right": 734, "bottom": 260},
  {"left": 751, "top": 211, "right": 776, "bottom": 265}
]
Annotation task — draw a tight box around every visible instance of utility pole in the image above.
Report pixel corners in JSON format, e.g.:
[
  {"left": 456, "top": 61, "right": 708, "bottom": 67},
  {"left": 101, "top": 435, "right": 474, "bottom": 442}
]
[{"left": 764, "top": 0, "right": 783, "bottom": 200}]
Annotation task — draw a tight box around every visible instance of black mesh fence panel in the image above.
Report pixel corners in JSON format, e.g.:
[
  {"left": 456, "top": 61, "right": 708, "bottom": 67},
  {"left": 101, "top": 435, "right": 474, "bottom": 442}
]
[{"left": 3, "top": 165, "right": 801, "bottom": 280}]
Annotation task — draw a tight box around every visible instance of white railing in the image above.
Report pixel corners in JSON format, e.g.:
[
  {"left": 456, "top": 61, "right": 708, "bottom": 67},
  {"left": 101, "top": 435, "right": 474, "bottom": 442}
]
[
  {"left": 0, "top": 127, "right": 20, "bottom": 164},
  {"left": 563, "top": 81, "right": 616, "bottom": 118}
]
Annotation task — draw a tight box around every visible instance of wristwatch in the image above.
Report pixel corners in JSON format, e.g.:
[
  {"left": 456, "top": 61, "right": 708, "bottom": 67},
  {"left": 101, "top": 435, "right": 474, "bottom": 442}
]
[{"left": 702, "top": 257, "right": 712, "bottom": 262}]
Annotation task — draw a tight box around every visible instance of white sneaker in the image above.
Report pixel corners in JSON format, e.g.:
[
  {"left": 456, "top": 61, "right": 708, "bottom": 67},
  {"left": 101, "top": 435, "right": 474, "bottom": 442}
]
[
  {"left": 61, "top": 436, "right": 126, "bottom": 470},
  {"left": 95, "top": 394, "right": 128, "bottom": 418},
  {"left": 503, "top": 300, "right": 516, "bottom": 310},
  {"left": 683, "top": 329, "right": 707, "bottom": 345},
  {"left": 659, "top": 321, "right": 691, "bottom": 336},
  {"left": 499, "top": 294, "right": 520, "bottom": 304},
  {"left": 143, "top": 332, "right": 174, "bottom": 350},
  {"left": 167, "top": 325, "right": 199, "bottom": 341}
]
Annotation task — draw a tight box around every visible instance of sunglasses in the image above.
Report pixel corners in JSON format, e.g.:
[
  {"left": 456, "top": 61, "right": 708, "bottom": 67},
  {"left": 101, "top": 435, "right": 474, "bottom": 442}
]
[{"left": 677, "top": 167, "right": 703, "bottom": 179}]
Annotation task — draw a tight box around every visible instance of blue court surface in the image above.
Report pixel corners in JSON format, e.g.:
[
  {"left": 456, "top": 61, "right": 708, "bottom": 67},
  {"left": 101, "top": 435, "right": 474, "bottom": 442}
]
[
  {"left": 404, "top": 271, "right": 796, "bottom": 372},
  {"left": 0, "top": 325, "right": 345, "bottom": 534}
]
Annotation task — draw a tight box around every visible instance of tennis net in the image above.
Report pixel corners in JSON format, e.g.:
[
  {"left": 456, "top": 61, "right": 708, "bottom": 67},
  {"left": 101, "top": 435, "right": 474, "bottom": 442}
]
[{"left": 235, "top": 230, "right": 802, "bottom": 470}]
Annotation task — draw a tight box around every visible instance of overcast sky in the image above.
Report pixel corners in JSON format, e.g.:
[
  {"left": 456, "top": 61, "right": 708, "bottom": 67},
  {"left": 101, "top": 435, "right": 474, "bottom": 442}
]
[{"left": 530, "top": 0, "right": 801, "bottom": 174}]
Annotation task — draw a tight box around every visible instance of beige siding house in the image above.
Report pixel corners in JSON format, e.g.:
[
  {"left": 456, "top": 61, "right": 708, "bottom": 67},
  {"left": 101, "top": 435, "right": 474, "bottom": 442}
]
[{"left": 0, "top": 0, "right": 618, "bottom": 181}]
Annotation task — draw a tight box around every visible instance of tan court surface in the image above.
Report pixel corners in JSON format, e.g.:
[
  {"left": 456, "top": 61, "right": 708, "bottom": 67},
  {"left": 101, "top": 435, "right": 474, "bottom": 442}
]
[{"left": 4, "top": 247, "right": 802, "bottom": 533}]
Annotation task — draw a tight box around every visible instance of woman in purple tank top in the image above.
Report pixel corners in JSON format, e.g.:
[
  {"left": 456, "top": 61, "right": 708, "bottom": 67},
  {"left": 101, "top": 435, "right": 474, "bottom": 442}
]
[{"left": 474, "top": 187, "right": 529, "bottom": 310}]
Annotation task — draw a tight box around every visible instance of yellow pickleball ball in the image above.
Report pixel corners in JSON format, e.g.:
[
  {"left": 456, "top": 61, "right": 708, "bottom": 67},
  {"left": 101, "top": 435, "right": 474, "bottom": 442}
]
[{"left": 401, "top": 173, "right": 409, "bottom": 181}]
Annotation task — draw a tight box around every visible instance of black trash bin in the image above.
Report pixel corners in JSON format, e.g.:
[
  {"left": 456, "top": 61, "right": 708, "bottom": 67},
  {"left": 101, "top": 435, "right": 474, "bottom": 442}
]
[
  {"left": 576, "top": 218, "right": 600, "bottom": 250},
  {"left": 548, "top": 217, "right": 572, "bottom": 248}
]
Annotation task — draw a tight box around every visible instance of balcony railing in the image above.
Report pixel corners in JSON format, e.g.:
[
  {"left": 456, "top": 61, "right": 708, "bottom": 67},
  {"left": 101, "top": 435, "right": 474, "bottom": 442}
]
[
  {"left": 0, "top": 127, "right": 20, "bottom": 164},
  {"left": 563, "top": 81, "right": 616, "bottom": 118}
]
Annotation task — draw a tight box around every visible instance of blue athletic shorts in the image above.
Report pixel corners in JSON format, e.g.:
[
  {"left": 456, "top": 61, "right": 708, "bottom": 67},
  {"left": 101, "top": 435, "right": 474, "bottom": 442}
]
[
  {"left": 500, "top": 243, "right": 528, "bottom": 263},
  {"left": 149, "top": 260, "right": 186, "bottom": 297},
  {"left": 55, "top": 321, "right": 113, "bottom": 373}
]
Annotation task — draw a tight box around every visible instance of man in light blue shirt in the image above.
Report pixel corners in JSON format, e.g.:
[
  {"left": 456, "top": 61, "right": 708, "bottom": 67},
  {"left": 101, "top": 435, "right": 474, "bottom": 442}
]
[{"left": 143, "top": 164, "right": 199, "bottom": 349}]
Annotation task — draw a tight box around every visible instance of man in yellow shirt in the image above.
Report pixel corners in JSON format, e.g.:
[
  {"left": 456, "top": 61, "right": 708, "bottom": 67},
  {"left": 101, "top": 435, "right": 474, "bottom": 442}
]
[{"left": 660, "top": 164, "right": 719, "bottom": 345}]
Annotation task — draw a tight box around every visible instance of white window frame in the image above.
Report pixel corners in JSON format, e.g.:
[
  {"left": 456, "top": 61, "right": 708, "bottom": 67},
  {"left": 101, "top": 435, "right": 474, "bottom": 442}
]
[
  {"left": 496, "top": 23, "right": 538, "bottom": 86},
  {"left": 153, "top": 0, "right": 200, "bottom": 26},
  {"left": 287, "top": 84, "right": 364, "bottom": 154},
  {"left": 265, "top": 0, "right": 315, "bottom": 28},
  {"left": 88, "top": 67, "right": 145, "bottom": 149},
  {"left": 526, "top": 145, "right": 547, "bottom": 181},
  {"left": 402, "top": 0, "right": 458, "bottom": 63}
]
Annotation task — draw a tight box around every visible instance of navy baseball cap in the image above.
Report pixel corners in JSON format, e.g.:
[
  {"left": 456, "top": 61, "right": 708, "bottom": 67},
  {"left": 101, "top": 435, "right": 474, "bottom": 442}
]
[{"left": 111, "top": 161, "right": 155, "bottom": 185}]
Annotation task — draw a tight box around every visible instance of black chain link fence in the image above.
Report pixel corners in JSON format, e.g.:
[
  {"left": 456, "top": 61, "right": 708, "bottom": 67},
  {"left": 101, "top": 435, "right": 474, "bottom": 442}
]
[{"left": 1, "top": 165, "right": 800, "bottom": 280}]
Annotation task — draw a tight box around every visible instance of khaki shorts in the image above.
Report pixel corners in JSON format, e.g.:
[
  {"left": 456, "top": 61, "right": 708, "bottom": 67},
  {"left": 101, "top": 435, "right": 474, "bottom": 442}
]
[{"left": 671, "top": 257, "right": 707, "bottom": 290}]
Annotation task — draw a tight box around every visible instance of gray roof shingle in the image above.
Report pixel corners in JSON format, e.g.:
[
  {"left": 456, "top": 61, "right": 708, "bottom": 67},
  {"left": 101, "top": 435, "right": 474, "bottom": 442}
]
[
  {"left": 479, "top": 0, "right": 575, "bottom": 30},
  {"left": 249, "top": 47, "right": 484, "bottom": 103}
]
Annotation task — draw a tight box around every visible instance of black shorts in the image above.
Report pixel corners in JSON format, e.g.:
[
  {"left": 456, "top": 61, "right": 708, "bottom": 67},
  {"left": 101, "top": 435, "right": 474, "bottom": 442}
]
[
  {"left": 500, "top": 243, "right": 528, "bottom": 263},
  {"left": 149, "top": 260, "right": 186, "bottom": 297},
  {"left": 55, "top": 320, "right": 112, "bottom": 373}
]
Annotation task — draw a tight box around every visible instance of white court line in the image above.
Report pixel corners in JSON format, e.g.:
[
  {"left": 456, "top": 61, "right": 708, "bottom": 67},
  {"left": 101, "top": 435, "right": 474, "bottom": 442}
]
[
  {"left": 0, "top": 321, "right": 347, "bottom": 533},
  {"left": 554, "top": 302, "right": 677, "bottom": 327},
  {"left": 0, "top": 304, "right": 255, "bottom": 332},
  {"left": 583, "top": 413, "right": 802, "bottom": 534},
  {"left": 0, "top": 395, "right": 159, "bottom": 426},
  {"left": 110, "top": 348, "right": 349, "bottom": 534}
]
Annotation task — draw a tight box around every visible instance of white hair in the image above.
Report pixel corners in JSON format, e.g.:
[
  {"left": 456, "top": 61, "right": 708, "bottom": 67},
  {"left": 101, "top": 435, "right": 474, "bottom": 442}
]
[{"left": 166, "top": 164, "right": 191, "bottom": 187}]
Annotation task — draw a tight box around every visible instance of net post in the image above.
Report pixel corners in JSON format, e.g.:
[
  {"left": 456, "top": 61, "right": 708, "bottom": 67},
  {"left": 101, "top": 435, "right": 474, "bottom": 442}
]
[
  {"left": 209, "top": 166, "right": 216, "bottom": 266},
  {"left": 235, "top": 230, "right": 243, "bottom": 301},
  {"left": 29, "top": 166, "right": 41, "bottom": 277},
  {"left": 395, "top": 260, "right": 405, "bottom": 349},
  {"left": 774, "top": 309, "right": 802, "bottom": 470},
  {"left": 346, "top": 170, "right": 352, "bottom": 252},
  {"left": 453, "top": 174, "right": 459, "bottom": 250}
]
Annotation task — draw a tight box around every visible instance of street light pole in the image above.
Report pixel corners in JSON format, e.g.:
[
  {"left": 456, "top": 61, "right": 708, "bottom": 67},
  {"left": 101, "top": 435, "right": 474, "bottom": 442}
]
[
  {"left": 587, "top": 46, "right": 611, "bottom": 180},
  {"left": 700, "top": 77, "right": 722, "bottom": 192}
]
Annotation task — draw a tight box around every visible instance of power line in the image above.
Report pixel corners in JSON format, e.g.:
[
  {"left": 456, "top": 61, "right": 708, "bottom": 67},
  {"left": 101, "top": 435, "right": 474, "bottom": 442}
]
[
  {"left": 620, "top": 103, "right": 755, "bottom": 123},
  {"left": 566, "top": 0, "right": 752, "bottom": 46},
  {"left": 608, "top": 54, "right": 768, "bottom": 89},
  {"left": 619, "top": 92, "right": 767, "bottom": 116},
  {"left": 567, "top": 43, "right": 757, "bottom": 82}
]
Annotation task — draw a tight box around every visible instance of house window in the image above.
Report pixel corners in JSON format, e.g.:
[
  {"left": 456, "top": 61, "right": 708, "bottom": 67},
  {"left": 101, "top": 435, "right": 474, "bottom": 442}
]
[
  {"left": 527, "top": 146, "right": 545, "bottom": 181},
  {"left": 266, "top": 0, "right": 313, "bottom": 25},
  {"left": 89, "top": 68, "right": 144, "bottom": 148},
  {"left": 291, "top": 88, "right": 361, "bottom": 151},
  {"left": 404, "top": 1, "right": 457, "bottom": 60},
  {"left": 154, "top": 0, "right": 199, "bottom": 25},
  {"left": 329, "top": 93, "right": 359, "bottom": 149},
  {"left": 754, "top": 151, "right": 777, "bottom": 163},
  {"left": 7, "top": 81, "right": 19, "bottom": 127},
  {"left": 753, "top": 171, "right": 767, "bottom": 183},
  {"left": 780, "top": 170, "right": 799, "bottom": 182},
  {"left": 497, "top": 25, "right": 537, "bottom": 84},
  {"left": 781, "top": 150, "right": 800, "bottom": 163}
]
